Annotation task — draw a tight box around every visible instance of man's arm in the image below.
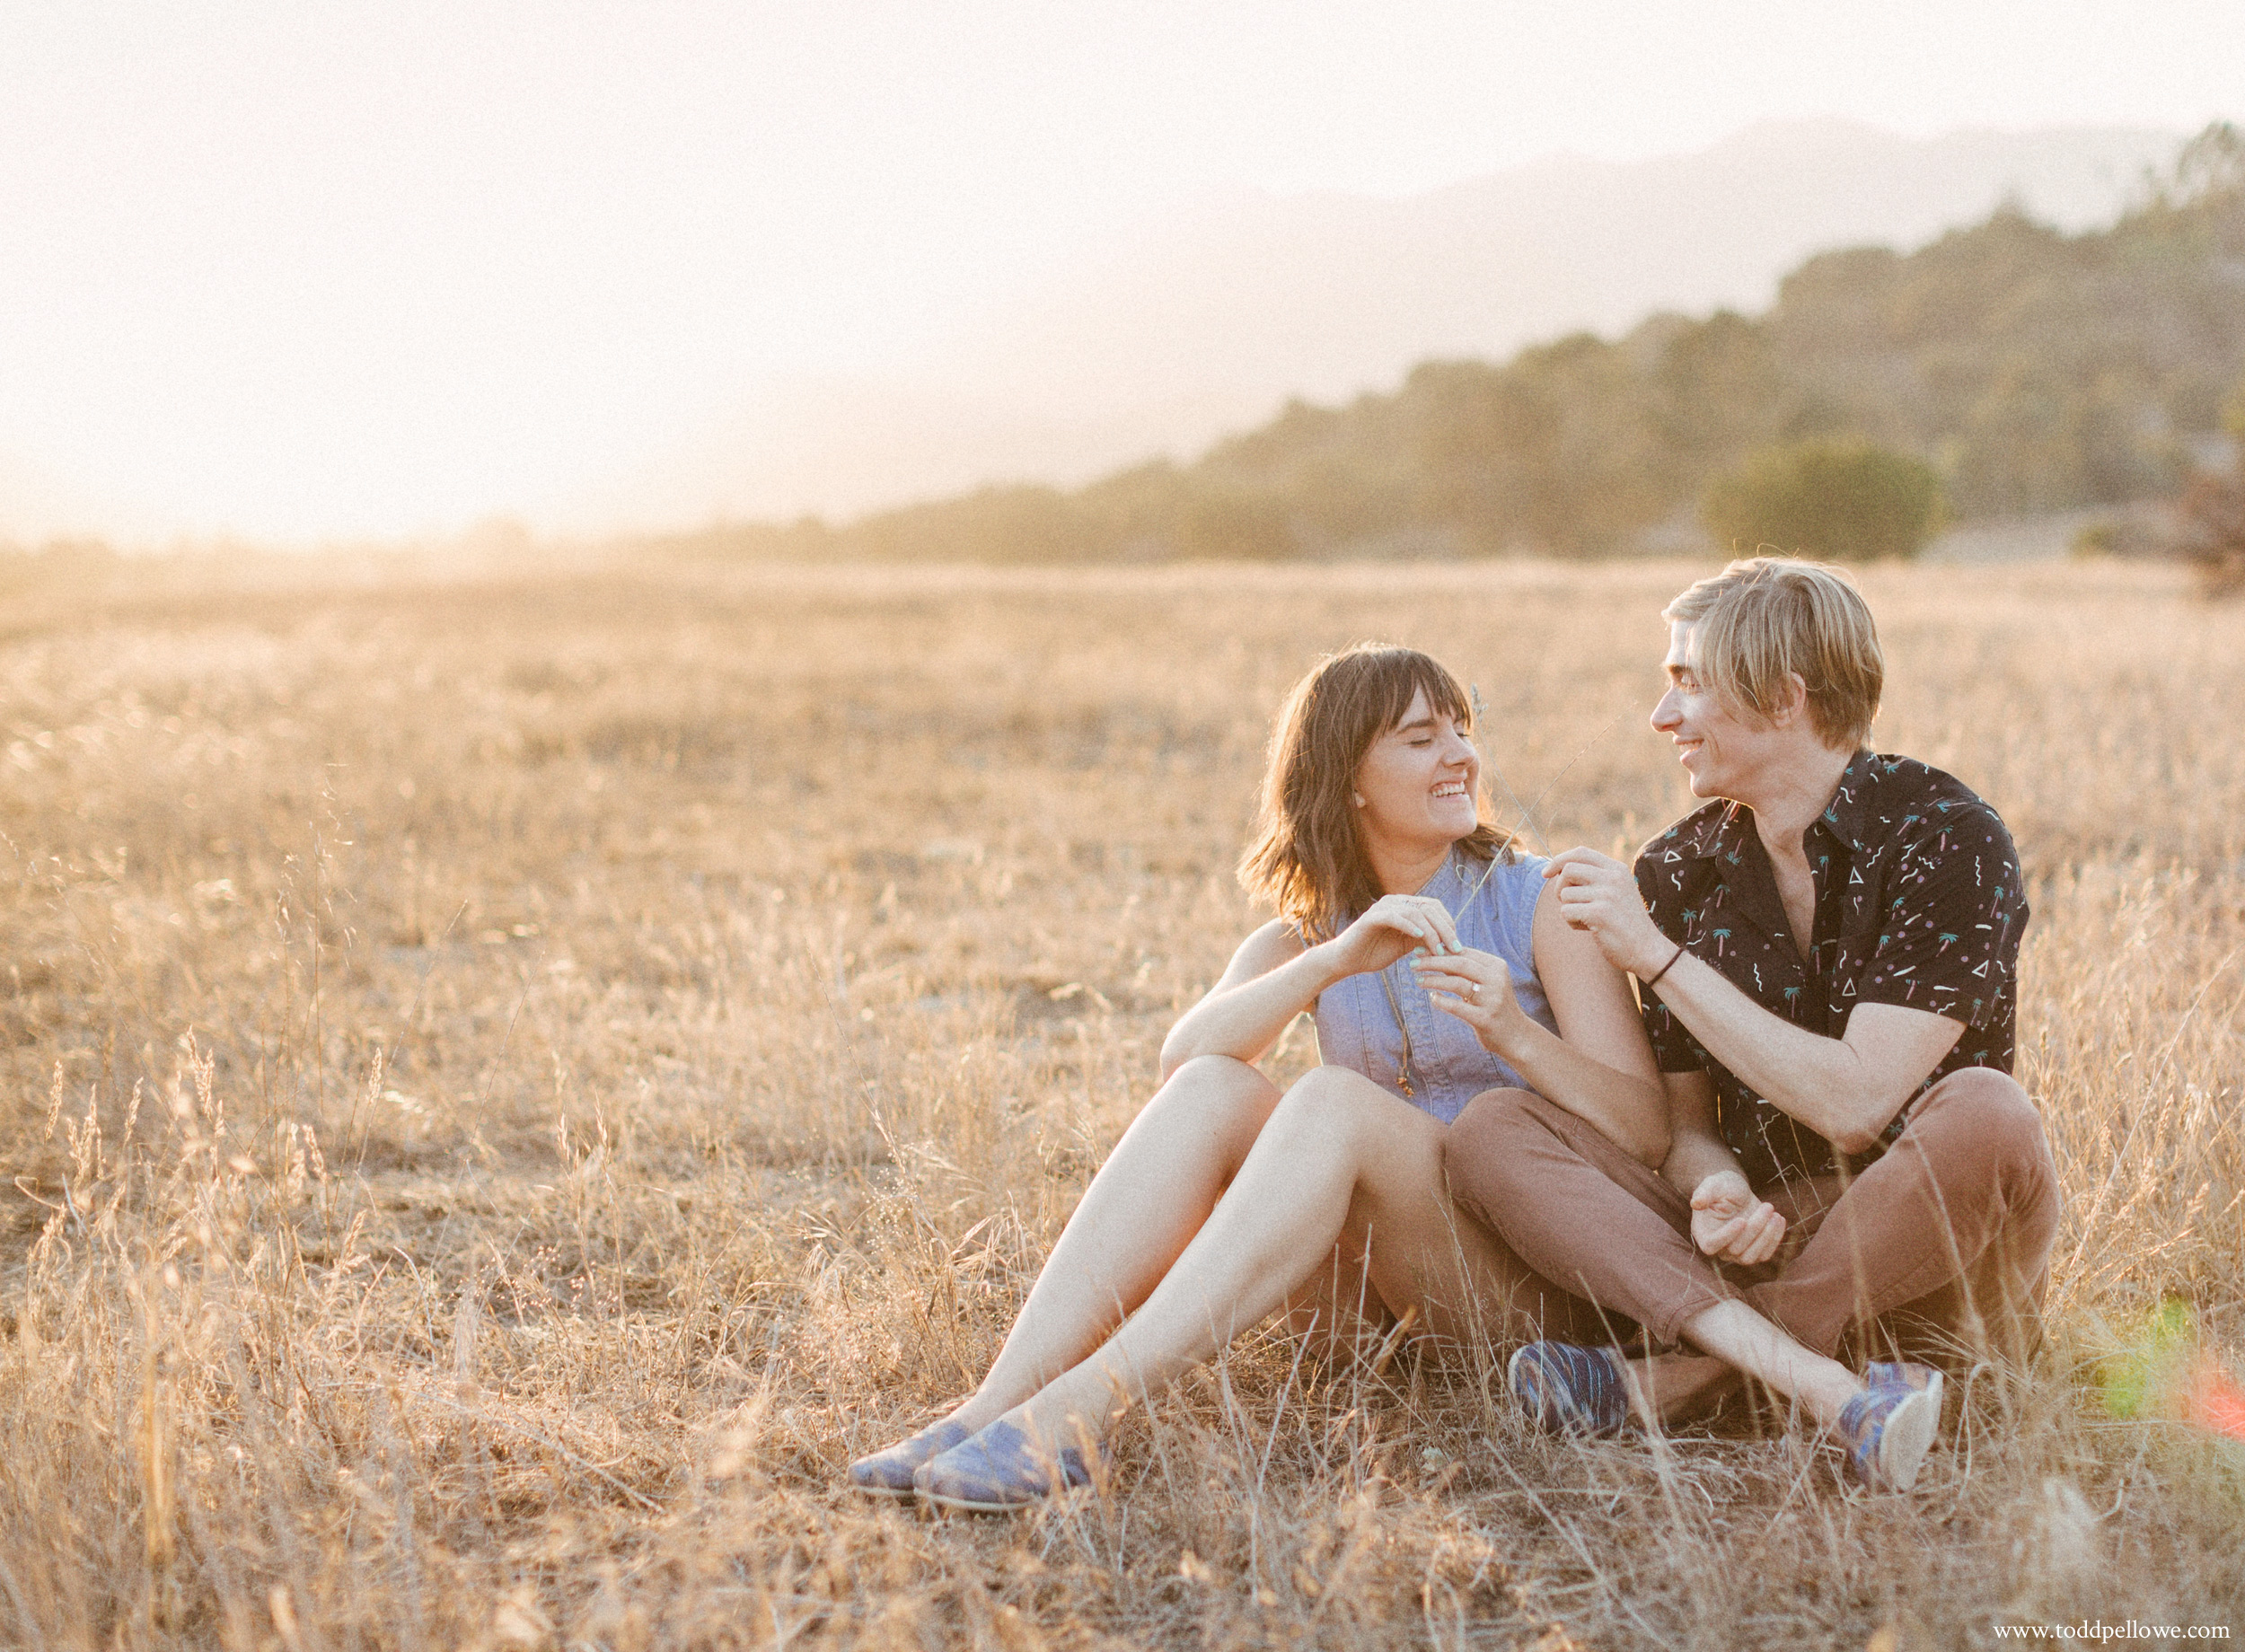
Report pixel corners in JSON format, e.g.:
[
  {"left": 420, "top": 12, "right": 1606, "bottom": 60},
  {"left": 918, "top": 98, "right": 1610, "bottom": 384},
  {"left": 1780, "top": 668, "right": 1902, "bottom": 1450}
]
[
  {"left": 1661, "top": 1069, "right": 1746, "bottom": 1191},
  {"left": 1641, "top": 954, "right": 1960, "bottom": 1152},
  {"left": 1547, "top": 849, "right": 1961, "bottom": 1154},
  {"left": 1661, "top": 1070, "right": 1786, "bottom": 1266}
]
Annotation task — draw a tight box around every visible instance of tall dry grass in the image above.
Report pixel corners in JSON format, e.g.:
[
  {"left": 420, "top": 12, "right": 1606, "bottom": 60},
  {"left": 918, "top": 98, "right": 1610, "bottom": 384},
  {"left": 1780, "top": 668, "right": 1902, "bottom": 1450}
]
[{"left": 0, "top": 554, "right": 2238, "bottom": 1649}]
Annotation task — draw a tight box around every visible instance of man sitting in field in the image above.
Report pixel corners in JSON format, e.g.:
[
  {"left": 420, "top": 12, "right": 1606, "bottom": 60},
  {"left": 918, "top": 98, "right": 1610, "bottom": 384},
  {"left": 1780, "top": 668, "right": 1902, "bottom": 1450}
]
[{"left": 1442, "top": 556, "right": 2061, "bottom": 1490}]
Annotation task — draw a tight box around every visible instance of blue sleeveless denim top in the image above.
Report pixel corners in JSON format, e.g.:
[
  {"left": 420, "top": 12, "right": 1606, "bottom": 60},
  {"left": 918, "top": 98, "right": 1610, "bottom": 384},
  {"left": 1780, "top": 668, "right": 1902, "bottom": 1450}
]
[{"left": 1311, "top": 849, "right": 1556, "bottom": 1124}]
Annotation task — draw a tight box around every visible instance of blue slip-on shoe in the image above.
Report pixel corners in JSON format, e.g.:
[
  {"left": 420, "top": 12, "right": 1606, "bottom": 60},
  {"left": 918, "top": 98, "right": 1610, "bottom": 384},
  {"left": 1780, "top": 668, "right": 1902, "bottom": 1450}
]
[
  {"left": 912, "top": 1417, "right": 1098, "bottom": 1514},
  {"left": 1838, "top": 1366, "right": 1945, "bottom": 1492},
  {"left": 1509, "top": 1341, "right": 1631, "bottom": 1437},
  {"left": 846, "top": 1418, "right": 975, "bottom": 1498}
]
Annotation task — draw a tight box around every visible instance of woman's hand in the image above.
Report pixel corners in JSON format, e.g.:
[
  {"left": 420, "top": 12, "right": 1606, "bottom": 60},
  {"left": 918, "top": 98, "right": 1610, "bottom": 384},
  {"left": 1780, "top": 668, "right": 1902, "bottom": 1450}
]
[
  {"left": 1688, "top": 1170, "right": 1787, "bottom": 1265},
  {"left": 1411, "top": 946, "right": 1534, "bottom": 1057},
  {"left": 1317, "top": 892, "right": 1463, "bottom": 980}
]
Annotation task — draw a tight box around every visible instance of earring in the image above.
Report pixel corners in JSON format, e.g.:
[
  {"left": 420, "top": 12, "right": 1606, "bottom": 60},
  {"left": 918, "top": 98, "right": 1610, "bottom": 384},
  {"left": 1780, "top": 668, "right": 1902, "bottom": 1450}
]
[{"left": 1352, "top": 793, "right": 1365, "bottom": 807}]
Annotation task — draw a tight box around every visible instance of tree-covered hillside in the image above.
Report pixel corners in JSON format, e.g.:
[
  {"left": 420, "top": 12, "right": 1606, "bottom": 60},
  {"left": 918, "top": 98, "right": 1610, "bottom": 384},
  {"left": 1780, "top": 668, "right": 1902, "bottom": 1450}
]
[{"left": 692, "top": 125, "right": 2245, "bottom": 563}]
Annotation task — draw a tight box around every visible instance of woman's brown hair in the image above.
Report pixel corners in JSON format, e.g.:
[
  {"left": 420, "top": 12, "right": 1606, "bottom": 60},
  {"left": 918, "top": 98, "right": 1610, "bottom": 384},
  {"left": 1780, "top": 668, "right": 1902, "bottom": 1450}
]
[{"left": 1237, "top": 644, "right": 1512, "bottom": 939}]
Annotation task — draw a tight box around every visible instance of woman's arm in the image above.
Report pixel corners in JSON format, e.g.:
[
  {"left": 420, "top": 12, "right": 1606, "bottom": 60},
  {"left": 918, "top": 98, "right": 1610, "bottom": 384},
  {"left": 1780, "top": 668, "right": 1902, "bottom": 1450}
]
[
  {"left": 1159, "top": 892, "right": 1469, "bottom": 1081},
  {"left": 1157, "top": 919, "right": 1328, "bottom": 1080},
  {"left": 1413, "top": 882, "right": 1669, "bottom": 1164}
]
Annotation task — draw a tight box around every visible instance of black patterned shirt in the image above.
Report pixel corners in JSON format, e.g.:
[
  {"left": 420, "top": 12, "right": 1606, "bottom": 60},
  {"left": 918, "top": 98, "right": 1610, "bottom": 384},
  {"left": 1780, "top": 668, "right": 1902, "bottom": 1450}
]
[{"left": 1633, "top": 750, "right": 2028, "bottom": 1189}]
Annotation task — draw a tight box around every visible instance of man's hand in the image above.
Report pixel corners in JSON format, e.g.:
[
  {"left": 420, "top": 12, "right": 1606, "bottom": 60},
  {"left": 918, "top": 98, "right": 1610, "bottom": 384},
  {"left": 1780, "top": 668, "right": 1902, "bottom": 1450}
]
[
  {"left": 1689, "top": 1170, "right": 1786, "bottom": 1266},
  {"left": 1544, "top": 848, "right": 1674, "bottom": 980}
]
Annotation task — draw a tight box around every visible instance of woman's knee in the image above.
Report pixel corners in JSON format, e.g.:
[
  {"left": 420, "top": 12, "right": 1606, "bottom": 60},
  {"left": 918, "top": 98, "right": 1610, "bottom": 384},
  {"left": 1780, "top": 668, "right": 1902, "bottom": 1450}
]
[
  {"left": 1264, "top": 1065, "right": 1421, "bottom": 1156},
  {"left": 1150, "top": 1054, "right": 1280, "bottom": 1116},
  {"left": 1271, "top": 1063, "right": 1365, "bottom": 1124},
  {"left": 1134, "top": 1055, "right": 1281, "bottom": 1161}
]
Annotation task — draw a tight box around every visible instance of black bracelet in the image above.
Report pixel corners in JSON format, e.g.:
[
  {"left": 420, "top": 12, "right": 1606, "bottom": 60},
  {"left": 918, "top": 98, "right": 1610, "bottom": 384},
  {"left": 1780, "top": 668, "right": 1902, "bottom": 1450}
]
[{"left": 1642, "top": 941, "right": 1686, "bottom": 989}]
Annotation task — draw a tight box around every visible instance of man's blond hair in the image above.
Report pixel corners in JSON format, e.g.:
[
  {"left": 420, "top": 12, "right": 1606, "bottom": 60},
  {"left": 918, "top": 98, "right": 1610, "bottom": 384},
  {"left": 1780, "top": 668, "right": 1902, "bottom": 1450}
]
[{"left": 1663, "top": 557, "right": 1882, "bottom": 750}]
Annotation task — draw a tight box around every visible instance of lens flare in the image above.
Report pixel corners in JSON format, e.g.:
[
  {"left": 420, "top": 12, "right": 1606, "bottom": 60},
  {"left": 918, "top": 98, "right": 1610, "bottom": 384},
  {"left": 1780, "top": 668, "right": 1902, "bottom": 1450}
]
[{"left": 2100, "top": 1298, "right": 2245, "bottom": 1444}]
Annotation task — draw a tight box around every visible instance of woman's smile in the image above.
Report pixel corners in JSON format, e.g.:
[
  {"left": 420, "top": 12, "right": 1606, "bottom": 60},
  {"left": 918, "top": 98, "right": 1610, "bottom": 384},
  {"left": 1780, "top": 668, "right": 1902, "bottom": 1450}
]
[{"left": 1356, "top": 685, "right": 1483, "bottom": 841}]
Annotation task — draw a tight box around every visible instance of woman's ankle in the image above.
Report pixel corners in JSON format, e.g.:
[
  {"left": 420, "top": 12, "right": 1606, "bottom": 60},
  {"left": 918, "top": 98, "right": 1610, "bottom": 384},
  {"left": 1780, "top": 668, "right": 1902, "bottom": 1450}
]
[{"left": 945, "top": 1393, "right": 1013, "bottom": 1434}]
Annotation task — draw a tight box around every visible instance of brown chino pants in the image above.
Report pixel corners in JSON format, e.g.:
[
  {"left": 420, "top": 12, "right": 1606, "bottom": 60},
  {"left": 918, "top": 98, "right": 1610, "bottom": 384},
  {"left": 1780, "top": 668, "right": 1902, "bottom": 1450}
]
[{"left": 1442, "top": 1068, "right": 2063, "bottom": 1374}]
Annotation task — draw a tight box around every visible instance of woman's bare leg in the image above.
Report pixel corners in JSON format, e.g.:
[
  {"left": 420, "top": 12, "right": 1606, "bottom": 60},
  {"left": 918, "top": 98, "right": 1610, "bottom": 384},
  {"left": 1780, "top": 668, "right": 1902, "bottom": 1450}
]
[
  {"left": 938, "top": 1055, "right": 1282, "bottom": 1432},
  {"left": 1279, "top": 1223, "right": 1396, "bottom": 1368},
  {"left": 998, "top": 1065, "right": 1524, "bottom": 1446}
]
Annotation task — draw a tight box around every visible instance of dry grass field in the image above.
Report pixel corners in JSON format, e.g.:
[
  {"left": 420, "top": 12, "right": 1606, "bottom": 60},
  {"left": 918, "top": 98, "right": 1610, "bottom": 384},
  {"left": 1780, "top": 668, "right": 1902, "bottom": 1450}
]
[{"left": 0, "top": 552, "right": 2238, "bottom": 1650}]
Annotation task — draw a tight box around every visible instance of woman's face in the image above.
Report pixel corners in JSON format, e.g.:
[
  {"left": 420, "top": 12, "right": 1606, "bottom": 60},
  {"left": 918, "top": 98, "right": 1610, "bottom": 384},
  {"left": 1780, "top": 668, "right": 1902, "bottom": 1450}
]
[{"left": 1352, "top": 686, "right": 1481, "bottom": 852}]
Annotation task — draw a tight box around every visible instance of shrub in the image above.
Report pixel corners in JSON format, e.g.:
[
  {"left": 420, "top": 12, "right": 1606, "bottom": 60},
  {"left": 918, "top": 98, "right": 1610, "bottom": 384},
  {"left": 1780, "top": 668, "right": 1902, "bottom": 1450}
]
[
  {"left": 1702, "top": 438, "right": 1944, "bottom": 561},
  {"left": 2176, "top": 464, "right": 2245, "bottom": 598}
]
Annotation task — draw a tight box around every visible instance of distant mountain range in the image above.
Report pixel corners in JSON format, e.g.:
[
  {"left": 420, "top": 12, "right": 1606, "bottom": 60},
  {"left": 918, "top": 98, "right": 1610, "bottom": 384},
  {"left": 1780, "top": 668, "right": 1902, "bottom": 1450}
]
[
  {"left": 664, "top": 121, "right": 2245, "bottom": 564},
  {"left": 618, "top": 119, "right": 2182, "bottom": 526}
]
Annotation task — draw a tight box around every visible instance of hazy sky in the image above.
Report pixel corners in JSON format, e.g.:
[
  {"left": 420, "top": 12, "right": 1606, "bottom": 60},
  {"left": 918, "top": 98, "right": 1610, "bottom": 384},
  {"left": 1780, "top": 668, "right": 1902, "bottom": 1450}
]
[{"left": 3, "top": 1, "right": 2241, "bottom": 545}]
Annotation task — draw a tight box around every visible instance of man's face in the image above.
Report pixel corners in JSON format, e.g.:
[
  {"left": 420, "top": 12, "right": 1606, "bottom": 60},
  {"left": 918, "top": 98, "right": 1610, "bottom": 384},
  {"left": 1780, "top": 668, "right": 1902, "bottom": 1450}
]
[{"left": 1651, "top": 621, "right": 1785, "bottom": 801}]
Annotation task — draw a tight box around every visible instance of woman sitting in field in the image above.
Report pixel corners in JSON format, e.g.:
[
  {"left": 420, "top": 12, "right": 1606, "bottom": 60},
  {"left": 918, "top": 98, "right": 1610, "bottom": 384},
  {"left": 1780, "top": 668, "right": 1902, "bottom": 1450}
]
[{"left": 849, "top": 644, "right": 1669, "bottom": 1511}]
